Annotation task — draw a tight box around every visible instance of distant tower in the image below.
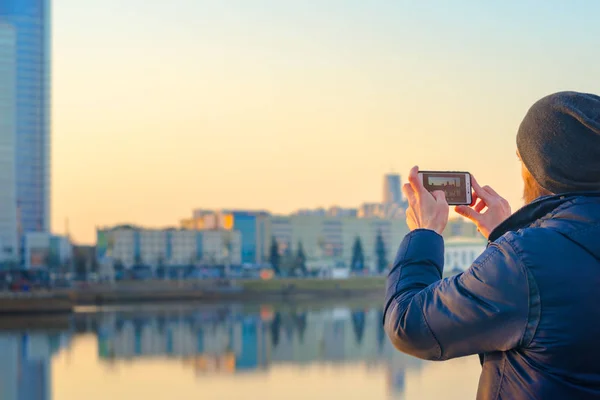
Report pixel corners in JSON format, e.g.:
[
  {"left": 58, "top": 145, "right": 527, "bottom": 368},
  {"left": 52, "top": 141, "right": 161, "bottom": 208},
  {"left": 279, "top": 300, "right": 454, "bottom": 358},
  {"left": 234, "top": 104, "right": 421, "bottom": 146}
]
[{"left": 383, "top": 174, "right": 402, "bottom": 205}]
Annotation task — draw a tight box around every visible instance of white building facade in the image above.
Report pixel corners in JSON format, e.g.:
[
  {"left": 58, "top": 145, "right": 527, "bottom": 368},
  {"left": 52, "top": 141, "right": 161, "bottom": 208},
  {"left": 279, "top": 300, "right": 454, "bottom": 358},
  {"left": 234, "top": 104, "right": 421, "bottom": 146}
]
[
  {"left": 444, "top": 237, "right": 487, "bottom": 272},
  {"left": 23, "top": 232, "right": 72, "bottom": 269},
  {"left": 96, "top": 226, "right": 242, "bottom": 268},
  {"left": 269, "top": 215, "right": 409, "bottom": 272}
]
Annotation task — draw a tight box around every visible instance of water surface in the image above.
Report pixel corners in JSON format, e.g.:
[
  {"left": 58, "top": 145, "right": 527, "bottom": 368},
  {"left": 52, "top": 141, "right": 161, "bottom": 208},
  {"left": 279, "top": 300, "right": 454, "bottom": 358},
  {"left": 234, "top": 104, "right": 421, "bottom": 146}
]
[{"left": 0, "top": 303, "right": 481, "bottom": 399}]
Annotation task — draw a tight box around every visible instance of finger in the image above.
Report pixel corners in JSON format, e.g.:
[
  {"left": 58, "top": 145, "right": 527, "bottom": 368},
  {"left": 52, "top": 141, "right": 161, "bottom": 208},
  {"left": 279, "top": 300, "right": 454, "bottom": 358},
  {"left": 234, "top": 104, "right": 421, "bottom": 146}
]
[
  {"left": 402, "top": 183, "right": 416, "bottom": 206},
  {"left": 482, "top": 185, "right": 509, "bottom": 207},
  {"left": 407, "top": 166, "right": 428, "bottom": 197},
  {"left": 470, "top": 191, "right": 478, "bottom": 207},
  {"left": 432, "top": 190, "right": 448, "bottom": 205},
  {"left": 483, "top": 185, "right": 500, "bottom": 197},
  {"left": 405, "top": 207, "right": 417, "bottom": 227},
  {"left": 455, "top": 205, "right": 482, "bottom": 224},
  {"left": 470, "top": 175, "right": 493, "bottom": 202},
  {"left": 406, "top": 206, "right": 415, "bottom": 220},
  {"left": 474, "top": 199, "right": 487, "bottom": 213}
]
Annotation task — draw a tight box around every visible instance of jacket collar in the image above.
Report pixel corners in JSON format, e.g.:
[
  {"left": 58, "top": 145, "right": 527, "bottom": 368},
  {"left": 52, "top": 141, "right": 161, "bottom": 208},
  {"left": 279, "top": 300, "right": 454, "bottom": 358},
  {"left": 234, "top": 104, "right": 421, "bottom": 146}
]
[{"left": 488, "top": 191, "right": 600, "bottom": 243}]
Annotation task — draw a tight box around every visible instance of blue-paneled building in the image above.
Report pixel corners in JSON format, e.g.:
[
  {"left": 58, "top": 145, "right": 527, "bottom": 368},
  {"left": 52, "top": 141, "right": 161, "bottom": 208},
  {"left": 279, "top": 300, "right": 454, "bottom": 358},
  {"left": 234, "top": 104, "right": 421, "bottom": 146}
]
[
  {"left": 0, "top": 0, "right": 52, "bottom": 259},
  {"left": 219, "top": 210, "right": 269, "bottom": 264}
]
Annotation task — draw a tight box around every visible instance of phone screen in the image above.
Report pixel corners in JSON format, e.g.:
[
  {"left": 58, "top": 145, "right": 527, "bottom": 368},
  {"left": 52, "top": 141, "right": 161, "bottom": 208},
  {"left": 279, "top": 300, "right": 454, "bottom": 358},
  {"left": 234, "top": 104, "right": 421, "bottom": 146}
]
[{"left": 418, "top": 171, "right": 472, "bottom": 205}]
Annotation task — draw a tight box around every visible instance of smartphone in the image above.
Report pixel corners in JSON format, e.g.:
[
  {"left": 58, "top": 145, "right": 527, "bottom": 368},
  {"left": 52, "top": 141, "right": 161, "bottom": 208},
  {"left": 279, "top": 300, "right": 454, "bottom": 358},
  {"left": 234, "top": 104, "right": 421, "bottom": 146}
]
[{"left": 418, "top": 171, "right": 472, "bottom": 205}]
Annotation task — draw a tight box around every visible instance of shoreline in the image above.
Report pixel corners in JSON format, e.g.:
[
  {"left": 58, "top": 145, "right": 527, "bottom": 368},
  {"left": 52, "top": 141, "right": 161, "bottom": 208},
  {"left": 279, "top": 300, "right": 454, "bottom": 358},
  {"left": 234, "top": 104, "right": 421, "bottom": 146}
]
[{"left": 0, "top": 277, "right": 387, "bottom": 315}]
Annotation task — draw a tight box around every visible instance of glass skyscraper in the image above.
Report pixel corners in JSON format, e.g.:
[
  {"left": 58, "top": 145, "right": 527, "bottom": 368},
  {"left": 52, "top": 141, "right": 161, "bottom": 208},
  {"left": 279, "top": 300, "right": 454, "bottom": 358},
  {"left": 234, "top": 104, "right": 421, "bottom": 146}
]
[{"left": 0, "top": 1, "right": 51, "bottom": 259}]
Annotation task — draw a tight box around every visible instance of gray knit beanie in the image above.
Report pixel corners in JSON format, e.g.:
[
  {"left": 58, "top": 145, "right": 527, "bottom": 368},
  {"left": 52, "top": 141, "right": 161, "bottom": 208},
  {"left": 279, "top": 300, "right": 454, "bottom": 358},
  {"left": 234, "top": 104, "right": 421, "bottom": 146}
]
[{"left": 517, "top": 91, "right": 600, "bottom": 194}]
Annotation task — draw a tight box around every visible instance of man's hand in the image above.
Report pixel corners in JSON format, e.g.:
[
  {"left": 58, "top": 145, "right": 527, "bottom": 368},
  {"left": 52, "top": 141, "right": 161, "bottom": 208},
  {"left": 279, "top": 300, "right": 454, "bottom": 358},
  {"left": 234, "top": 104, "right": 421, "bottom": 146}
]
[
  {"left": 402, "top": 166, "right": 449, "bottom": 235},
  {"left": 455, "top": 176, "right": 511, "bottom": 239}
]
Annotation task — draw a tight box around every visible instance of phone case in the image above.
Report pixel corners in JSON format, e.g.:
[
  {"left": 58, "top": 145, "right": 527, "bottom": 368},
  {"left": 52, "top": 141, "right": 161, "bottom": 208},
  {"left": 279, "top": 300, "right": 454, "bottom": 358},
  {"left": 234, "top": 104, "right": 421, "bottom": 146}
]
[{"left": 417, "top": 171, "right": 472, "bottom": 205}]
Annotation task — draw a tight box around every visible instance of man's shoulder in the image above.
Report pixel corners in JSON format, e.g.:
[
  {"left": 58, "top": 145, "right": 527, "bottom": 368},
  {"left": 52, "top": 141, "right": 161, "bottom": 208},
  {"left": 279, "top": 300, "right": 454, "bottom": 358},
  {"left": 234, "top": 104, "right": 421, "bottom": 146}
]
[
  {"left": 465, "top": 234, "right": 526, "bottom": 280},
  {"left": 492, "top": 226, "right": 560, "bottom": 256},
  {"left": 491, "top": 224, "right": 584, "bottom": 275},
  {"left": 458, "top": 235, "right": 530, "bottom": 302}
]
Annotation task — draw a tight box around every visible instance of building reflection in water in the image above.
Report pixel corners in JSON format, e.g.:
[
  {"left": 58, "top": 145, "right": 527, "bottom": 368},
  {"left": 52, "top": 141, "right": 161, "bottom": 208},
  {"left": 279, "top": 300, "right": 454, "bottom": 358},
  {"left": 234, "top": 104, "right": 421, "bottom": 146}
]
[
  {"left": 0, "top": 304, "right": 426, "bottom": 399},
  {"left": 90, "top": 304, "right": 422, "bottom": 397},
  {"left": 0, "top": 331, "right": 70, "bottom": 400}
]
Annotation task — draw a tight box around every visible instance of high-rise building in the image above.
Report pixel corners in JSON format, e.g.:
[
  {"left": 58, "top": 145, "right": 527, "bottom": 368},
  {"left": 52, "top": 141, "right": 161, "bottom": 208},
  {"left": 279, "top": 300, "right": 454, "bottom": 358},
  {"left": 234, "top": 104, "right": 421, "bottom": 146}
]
[
  {"left": 383, "top": 173, "right": 402, "bottom": 205},
  {"left": 0, "top": 23, "right": 18, "bottom": 260},
  {"left": 0, "top": 1, "right": 52, "bottom": 249}
]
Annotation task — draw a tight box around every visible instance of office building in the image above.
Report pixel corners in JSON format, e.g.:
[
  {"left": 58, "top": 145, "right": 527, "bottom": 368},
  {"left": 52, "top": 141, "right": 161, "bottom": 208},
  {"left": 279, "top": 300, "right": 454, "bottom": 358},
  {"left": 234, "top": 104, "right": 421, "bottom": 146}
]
[
  {"left": 292, "top": 207, "right": 357, "bottom": 218},
  {"left": 23, "top": 232, "right": 72, "bottom": 269},
  {"left": 0, "top": 1, "right": 52, "bottom": 251},
  {"left": 0, "top": 23, "right": 18, "bottom": 261},
  {"left": 96, "top": 225, "right": 242, "bottom": 268},
  {"left": 444, "top": 236, "right": 487, "bottom": 272},
  {"left": 444, "top": 217, "right": 480, "bottom": 238},
  {"left": 383, "top": 173, "right": 402, "bottom": 205},
  {"left": 186, "top": 209, "right": 270, "bottom": 265},
  {"left": 357, "top": 202, "right": 404, "bottom": 220},
  {"left": 269, "top": 215, "right": 409, "bottom": 271}
]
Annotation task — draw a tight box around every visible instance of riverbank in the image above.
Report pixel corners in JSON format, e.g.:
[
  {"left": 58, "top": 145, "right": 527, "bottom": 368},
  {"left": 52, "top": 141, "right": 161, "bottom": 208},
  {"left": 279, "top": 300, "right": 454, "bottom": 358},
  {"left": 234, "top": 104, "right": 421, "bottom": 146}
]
[
  {"left": 0, "top": 277, "right": 387, "bottom": 314},
  {"left": 74, "top": 276, "right": 387, "bottom": 305}
]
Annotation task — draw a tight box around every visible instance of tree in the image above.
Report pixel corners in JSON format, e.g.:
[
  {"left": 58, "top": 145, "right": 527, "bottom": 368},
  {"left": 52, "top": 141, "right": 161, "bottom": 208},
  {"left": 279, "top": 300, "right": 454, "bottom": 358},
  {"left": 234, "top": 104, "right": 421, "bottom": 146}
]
[
  {"left": 280, "top": 243, "right": 296, "bottom": 276},
  {"left": 113, "top": 259, "right": 125, "bottom": 272},
  {"left": 375, "top": 231, "right": 388, "bottom": 274},
  {"left": 271, "top": 312, "right": 281, "bottom": 348},
  {"left": 294, "top": 311, "right": 307, "bottom": 344},
  {"left": 352, "top": 310, "right": 366, "bottom": 345},
  {"left": 269, "top": 236, "right": 281, "bottom": 275},
  {"left": 295, "top": 241, "right": 308, "bottom": 276},
  {"left": 156, "top": 254, "right": 166, "bottom": 279},
  {"left": 351, "top": 236, "right": 364, "bottom": 272}
]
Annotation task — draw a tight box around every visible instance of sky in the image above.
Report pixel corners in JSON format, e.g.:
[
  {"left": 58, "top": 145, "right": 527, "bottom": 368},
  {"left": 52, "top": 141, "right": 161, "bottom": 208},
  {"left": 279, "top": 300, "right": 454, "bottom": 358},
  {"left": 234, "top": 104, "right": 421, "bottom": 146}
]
[{"left": 51, "top": 0, "right": 600, "bottom": 243}]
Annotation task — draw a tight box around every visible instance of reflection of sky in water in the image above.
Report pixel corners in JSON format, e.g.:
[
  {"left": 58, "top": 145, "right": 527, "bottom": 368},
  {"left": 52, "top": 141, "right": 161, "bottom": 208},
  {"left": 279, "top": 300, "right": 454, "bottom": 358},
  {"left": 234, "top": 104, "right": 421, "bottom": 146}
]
[{"left": 0, "top": 304, "right": 481, "bottom": 399}]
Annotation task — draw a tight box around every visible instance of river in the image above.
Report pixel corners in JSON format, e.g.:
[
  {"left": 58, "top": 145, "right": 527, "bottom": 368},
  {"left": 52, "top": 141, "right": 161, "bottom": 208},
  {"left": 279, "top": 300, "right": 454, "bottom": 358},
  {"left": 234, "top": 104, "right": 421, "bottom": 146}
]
[{"left": 0, "top": 302, "right": 481, "bottom": 399}]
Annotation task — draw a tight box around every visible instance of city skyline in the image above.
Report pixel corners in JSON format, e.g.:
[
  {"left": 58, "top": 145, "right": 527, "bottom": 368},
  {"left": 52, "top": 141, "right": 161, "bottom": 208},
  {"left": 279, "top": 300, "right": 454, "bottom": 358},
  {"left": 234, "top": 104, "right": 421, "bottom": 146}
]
[{"left": 49, "top": 1, "right": 600, "bottom": 243}]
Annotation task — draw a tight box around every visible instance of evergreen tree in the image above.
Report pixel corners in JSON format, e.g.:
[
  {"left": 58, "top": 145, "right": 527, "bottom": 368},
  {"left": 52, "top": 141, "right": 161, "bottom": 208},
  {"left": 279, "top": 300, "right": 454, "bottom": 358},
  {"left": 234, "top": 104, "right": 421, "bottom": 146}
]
[
  {"left": 271, "top": 312, "right": 281, "bottom": 348},
  {"left": 113, "top": 259, "right": 125, "bottom": 272},
  {"left": 296, "top": 241, "right": 307, "bottom": 276},
  {"left": 351, "top": 236, "right": 365, "bottom": 272},
  {"left": 352, "top": 310, "right": 366, "bottom": 345},
  {"left": 269, "top": 236, "right": 281, "bottom": 275},
  {"left": 294, "top": 311, "right": 307, "bottom": 344},
  {"left": 375, "top": 231, "right": 388, "bottom": 274}
]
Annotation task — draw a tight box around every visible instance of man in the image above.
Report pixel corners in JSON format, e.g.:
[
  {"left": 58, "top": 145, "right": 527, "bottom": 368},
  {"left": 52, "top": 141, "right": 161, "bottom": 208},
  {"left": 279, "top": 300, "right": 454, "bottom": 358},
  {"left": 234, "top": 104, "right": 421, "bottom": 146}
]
[{"left": 384, "top": 91, "right": 600, "bottom": 399}]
